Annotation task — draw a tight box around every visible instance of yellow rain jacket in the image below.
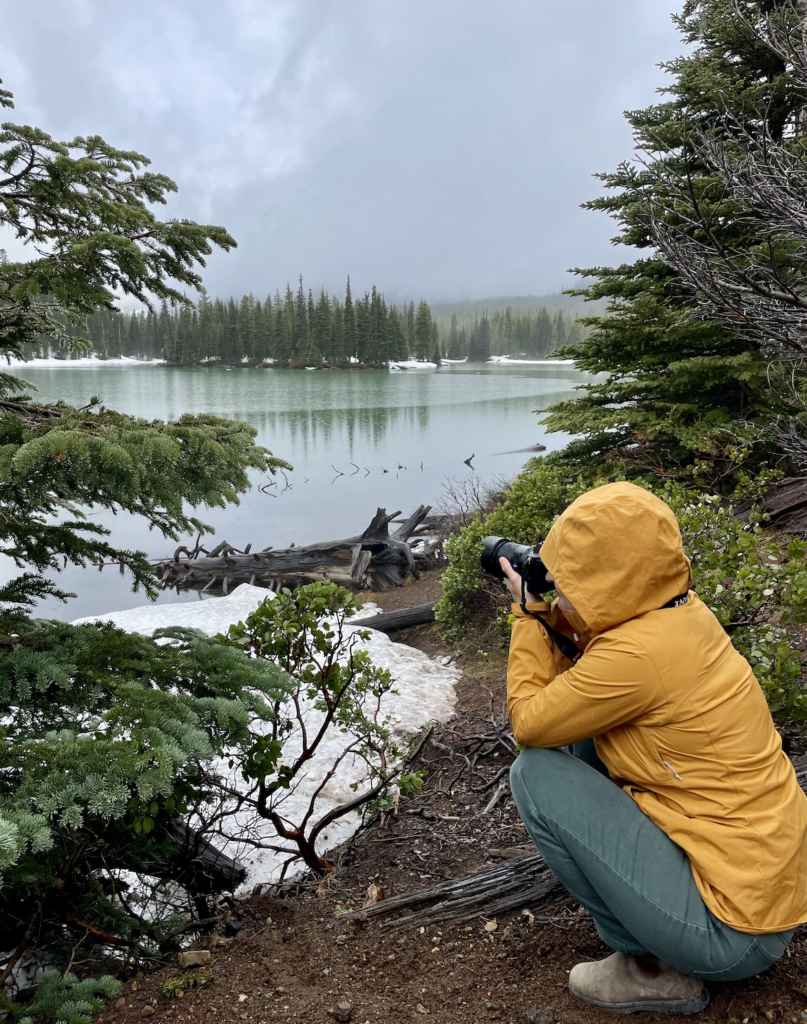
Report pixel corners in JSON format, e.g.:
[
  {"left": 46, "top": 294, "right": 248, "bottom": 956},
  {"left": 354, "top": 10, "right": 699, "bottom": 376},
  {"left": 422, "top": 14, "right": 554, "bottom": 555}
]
[{"left": 507, "top": 481, "right": 807, "bottom": 934}]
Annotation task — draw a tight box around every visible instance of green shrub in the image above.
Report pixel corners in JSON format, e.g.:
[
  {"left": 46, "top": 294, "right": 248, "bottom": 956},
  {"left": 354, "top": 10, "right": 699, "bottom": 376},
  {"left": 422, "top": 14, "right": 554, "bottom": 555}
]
[
  {"left": 0, "top": 619, "right": 290, "bottom": 1011},
  {"left": 435, "top": 461, "right": 594, "bottom": 635},
  {"left": 162, "top": 969, "right": 212, "bottom": 999},
  {"left": 661, "top": 486, "right": 807, "bottom": 719},
  {"left": 437, "top": 466, "right": 807, "bottom": 720},
  {"left": 213, "top": 579, "right": 424, "bottom": 875}
]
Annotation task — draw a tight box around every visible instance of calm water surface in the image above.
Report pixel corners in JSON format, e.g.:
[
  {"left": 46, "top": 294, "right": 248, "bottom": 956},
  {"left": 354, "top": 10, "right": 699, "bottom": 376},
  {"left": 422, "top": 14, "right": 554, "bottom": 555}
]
[{"left": 10, "top": 362, "right": 587, "bottom": 619}]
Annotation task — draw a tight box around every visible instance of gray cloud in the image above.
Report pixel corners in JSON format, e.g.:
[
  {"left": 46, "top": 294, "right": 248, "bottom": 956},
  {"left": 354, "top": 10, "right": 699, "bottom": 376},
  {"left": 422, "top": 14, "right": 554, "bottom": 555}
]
[{"left": 1, "top": 1, "right": 682, "bottom": 302}]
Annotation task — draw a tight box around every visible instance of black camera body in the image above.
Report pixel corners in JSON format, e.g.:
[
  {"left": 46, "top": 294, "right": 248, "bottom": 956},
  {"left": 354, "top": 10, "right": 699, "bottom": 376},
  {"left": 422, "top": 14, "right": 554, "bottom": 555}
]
[{"left": 480, "top": 536, "right": 554, "bottom": 596}]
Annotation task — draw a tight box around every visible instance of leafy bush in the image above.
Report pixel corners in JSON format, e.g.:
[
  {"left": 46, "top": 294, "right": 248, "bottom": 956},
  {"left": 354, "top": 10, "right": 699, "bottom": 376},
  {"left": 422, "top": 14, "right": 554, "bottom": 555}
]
[
  {"left": 661, "top": 487, "right": 807, "bottom": 719},
  {"left": 162, "top": 969, "right": 212, "bottom": 999},
  {"left": 435, "top": 461, "right": 592, "bottom": 634},
  {"left": 211, "top": 580, "right": 424, "bottom": 876},
  {"left": 0, "top": 619, "right": 289, "bottom": 1000},
  {"left": 437, "top": 465, "right": 807, "bottom": 720}
]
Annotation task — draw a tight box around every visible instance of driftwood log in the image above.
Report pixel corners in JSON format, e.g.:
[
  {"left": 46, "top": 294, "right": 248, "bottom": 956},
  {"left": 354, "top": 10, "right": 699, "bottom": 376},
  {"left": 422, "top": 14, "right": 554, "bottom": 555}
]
[
  {"left": 735, "top": 476, "right": 807, "bottom": 530},
  {"left": 346, "top": 851, "right": 562, "bottom": 931},
  {"left": 359, "top": 602, "right": 437, "bottom": 634},
  {"left": 155, "top": 506, "right": 435, "bottom": 596},
  {"left": 344, "top": 752, "right": 807, "bottom": 931},
  {"left": 137, "top": 820, "right": 247, "bottom": 895}
]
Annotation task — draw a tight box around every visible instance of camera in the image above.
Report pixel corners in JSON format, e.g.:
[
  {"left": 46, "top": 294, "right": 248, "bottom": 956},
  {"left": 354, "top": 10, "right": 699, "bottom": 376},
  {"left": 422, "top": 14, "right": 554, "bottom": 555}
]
[{"left": 480, "top": 536, "right": 554, "bottom": 595}]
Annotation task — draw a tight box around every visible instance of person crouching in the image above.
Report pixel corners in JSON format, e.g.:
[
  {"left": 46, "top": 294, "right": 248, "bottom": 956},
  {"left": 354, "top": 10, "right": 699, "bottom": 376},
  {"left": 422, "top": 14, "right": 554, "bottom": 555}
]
[{"left": 499, "top": 482, "right": 807, "bottom": 1015}]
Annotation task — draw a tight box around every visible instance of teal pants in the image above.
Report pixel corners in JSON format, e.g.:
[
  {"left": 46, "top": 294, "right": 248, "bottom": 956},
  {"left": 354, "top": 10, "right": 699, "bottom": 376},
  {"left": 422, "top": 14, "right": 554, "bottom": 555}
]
[{"left": 510, "top": 743, "right": 795, "bottom": 981}]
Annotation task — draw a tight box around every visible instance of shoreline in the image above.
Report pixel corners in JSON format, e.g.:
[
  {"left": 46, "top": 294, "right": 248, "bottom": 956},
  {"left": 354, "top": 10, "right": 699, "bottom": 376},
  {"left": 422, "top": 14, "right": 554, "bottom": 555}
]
[{"left": 7, "top": 355, "right": 576, "bottom": 370}]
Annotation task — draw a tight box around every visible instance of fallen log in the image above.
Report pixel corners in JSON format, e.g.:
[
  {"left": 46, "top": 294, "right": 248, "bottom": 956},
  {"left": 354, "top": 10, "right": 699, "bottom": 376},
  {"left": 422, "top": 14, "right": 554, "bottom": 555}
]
[
  {"left": 358, "top": 602, "right": 437, "bottom": 634},
  {"left": 343, "top": 851, "right": 564, "bottom": 930},
  {"left": 160, "top": 820, "right": 247, "bottom": 895},
  {"left": 734, "top": 477, "right": 807, "bottom": 527},
  {"left": 345, "top": 752, "right": 807, "bottom": 930},
  {"left": 154, "top": 506, "right": 433, "bottom": 595},
  {"left": 111, "top": 819, "right": 247, "bottom": 896}
]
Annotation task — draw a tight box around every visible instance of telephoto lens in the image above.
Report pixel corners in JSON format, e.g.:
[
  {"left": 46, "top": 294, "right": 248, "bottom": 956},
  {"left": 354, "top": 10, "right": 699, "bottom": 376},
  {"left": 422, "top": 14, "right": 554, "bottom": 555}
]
[{"left": 479, "top": 536, "right": 554, "bottom": 595}]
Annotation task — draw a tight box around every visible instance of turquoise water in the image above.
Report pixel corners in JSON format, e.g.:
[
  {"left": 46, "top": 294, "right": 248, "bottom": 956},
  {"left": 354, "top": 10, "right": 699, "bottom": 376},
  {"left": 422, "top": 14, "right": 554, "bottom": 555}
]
[{"left": 8, "top": 361, "right": 587, "bottom": 619}]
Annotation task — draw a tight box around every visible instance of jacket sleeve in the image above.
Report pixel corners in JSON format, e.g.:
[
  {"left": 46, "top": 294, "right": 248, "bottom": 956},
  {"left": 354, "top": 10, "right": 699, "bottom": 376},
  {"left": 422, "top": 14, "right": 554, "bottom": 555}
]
[{"left": 507, "top": 606, "right": 665, "bottom": 748}]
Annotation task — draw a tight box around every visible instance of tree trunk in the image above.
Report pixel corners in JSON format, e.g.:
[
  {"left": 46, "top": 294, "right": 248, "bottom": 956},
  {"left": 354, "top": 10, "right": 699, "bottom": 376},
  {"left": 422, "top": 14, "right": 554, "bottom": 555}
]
[
  {"left": 358, "top": 602, "right": 437, "bottom": 633},
  {"left": 155, "top": 506, "right": 433, "bottom": 594}
]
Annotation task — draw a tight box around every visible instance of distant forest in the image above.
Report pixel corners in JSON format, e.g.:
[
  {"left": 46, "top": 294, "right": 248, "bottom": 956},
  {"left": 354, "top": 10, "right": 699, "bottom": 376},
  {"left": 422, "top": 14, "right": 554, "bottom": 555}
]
[
  {"left": 24, "top": 279, "right": 589, "bottom": 366},
  {"left": 431, "top": 292, "right": 607, "bottom": 328}
]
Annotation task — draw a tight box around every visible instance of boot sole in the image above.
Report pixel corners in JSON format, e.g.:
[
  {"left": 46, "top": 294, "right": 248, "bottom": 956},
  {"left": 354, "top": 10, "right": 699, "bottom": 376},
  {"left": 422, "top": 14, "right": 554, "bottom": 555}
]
[{"left": 568, "top": 982, "right": 710, "bottom": 1016}]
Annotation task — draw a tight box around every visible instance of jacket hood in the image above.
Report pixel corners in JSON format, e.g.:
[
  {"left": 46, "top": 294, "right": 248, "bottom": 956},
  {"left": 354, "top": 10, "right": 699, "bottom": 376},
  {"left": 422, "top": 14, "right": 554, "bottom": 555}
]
[{"left": 539, "top": 482, "right": 691, "bottom": 635}]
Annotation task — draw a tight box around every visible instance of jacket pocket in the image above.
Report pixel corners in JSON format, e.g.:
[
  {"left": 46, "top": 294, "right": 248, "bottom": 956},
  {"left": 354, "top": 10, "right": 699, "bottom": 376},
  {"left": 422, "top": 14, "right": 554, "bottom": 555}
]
[{"left": 605, "top": 725, "right": 672, "bottom": 786}]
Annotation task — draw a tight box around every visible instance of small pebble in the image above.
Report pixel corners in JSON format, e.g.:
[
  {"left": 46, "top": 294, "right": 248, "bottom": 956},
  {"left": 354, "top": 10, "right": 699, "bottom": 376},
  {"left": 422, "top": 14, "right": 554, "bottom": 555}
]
[{"left": 523, "top": 1011, "right": 548, "bottom": 1024}]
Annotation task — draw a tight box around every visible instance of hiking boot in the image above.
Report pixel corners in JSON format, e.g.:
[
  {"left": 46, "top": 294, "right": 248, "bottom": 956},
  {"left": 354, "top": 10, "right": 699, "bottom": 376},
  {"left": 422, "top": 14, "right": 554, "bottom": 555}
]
[{"left": 568, "top": 952, "right": 709, "bottom": 1015}]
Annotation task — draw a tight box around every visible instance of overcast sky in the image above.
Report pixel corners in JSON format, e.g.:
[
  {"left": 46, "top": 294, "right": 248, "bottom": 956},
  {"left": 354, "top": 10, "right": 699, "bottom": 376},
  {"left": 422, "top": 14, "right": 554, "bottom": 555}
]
[{"left": 2, "top": 1, "right": 683, "bottom": 304}]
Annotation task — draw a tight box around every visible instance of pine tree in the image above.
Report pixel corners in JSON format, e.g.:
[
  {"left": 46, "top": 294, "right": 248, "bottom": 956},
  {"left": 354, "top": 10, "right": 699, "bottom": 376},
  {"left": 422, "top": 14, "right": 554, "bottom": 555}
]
[
  {"left": 551, "top": 311, "right": 567, "bottom": 353},
  {"left": 413, "top": 300, "right": 432, "bottom": 361},
  {"left": 499, "top": 308, "right": 513, "bottom": 357},
  {"left": 274, "top": 287, "right": 293, "bottom": 365},
  {"left": 542, "top": 0, "right": 803, "bottom": 469},
  {"left": 407, "top": 301, "right": 416, "bottom": 356},
  {"left": 174, "top": 305, "right": 191, "bottom": 365},
  {"left": 314, "top": 288, "right": 332, "bottom": 363},
  {"left": 220, "top": 297, "right": 239, "bottom": 364},
  {"left": 431, "top": 333, "right": 442, "bottom": 366},
  {"left": 355, "top": 292, "right": 371, "bottom": 364},
  {"left": 367, "top": 286, "right": 390, "bottom": 365},
  {"left": 234, "top": 294, "right": 253, "bottom": 363},
  {"left": 430, "top": 321, "right": 441, "bottom": 364},
  {"left": 158, "top": 300, "right": 174, "bottom": 362},
  {"left": 293, "top": 276, "right": 309, "bottom": 362},
  {"left": 534, "top": 307, "right": 552, "bottom": 358},
  {"left": 125, "top": 311, "right": 138, "bottom": 357},
  {"left": 0, "top": 77, "right": 294, "bottom": 1003},
  {"left": 329, "top": 296, "right": 345, "bottom": 364},
  {"left": 468, "top": 312, "right": 491, "bottom": 362},
  {"left": 388, "top": 306, "right": 408, "bottom": 361},
  {"left": 259, "top": 294, "right": 274, "bottom": 363},
  {"left": 343, "top": 276, "right": 357, "bottom": 362},
  {"left": 207, "top": 298, "right": 225, "bottom": 362},
  {"left": 144, "top": 309, "right": 158, "bottom": 360},
  {"left": 447, "top": 313, "right": 461, "bottom": 359}
]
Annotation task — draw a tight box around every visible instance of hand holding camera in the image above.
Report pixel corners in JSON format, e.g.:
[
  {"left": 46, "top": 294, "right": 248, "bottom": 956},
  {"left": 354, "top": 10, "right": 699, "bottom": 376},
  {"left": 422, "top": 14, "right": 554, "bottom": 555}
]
[{"left": 480, "top": 536, "right": 554, "bottom": 604}]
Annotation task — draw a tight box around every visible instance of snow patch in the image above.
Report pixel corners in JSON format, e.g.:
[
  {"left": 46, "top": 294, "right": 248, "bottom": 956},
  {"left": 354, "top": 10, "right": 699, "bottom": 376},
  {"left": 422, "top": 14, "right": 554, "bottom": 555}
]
[
  {"left": 388, "top": 360, "right": 437, "bottom": 369},
  {"left": 5, "top": 355, "right": 163, "bottom": 368},
  {"left": 487, "top": 356, "right": 576, "bottom": 365},
  {"left": 71, "top": 584, "right": 459, "bottom": 888}
]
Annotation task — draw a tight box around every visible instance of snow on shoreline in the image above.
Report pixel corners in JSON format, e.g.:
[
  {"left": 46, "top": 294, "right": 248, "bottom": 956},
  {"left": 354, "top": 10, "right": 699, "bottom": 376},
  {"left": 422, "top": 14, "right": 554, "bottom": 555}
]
[
  {"left": 5, "top": 355, "right": 163, "bottom": 369},
  {"left": 7, "top": 354, "right": 575, "bottom": 370},
  {"left": 488, "top": 356, "right": 575, "bottom": 365},
  {"left": 71, "top": 585, "right": 459, "bottom": 889}
]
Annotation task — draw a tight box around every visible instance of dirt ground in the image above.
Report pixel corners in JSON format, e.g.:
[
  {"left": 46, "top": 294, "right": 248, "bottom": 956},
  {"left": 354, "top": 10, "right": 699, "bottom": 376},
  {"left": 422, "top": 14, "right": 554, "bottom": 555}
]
[{"left": 95, "top": 572, "right": 807, "bottom": 1024}]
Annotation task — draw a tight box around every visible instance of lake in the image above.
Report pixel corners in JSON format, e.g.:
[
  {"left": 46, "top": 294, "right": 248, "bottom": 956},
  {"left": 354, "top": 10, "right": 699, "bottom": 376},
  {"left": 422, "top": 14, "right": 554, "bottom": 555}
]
[{"left": 8, "top": 361, "right": 587, "bottom": 620}]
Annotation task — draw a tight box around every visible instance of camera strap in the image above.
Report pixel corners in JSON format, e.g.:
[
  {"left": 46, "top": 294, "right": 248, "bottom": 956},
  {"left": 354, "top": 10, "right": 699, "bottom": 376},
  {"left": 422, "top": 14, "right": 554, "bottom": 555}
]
[
  {"left": 518, "top": 587, "right": 691, "bottom": 666},
  {"left": 519, "top": 572, "right": 583, "bottom": 665}
]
